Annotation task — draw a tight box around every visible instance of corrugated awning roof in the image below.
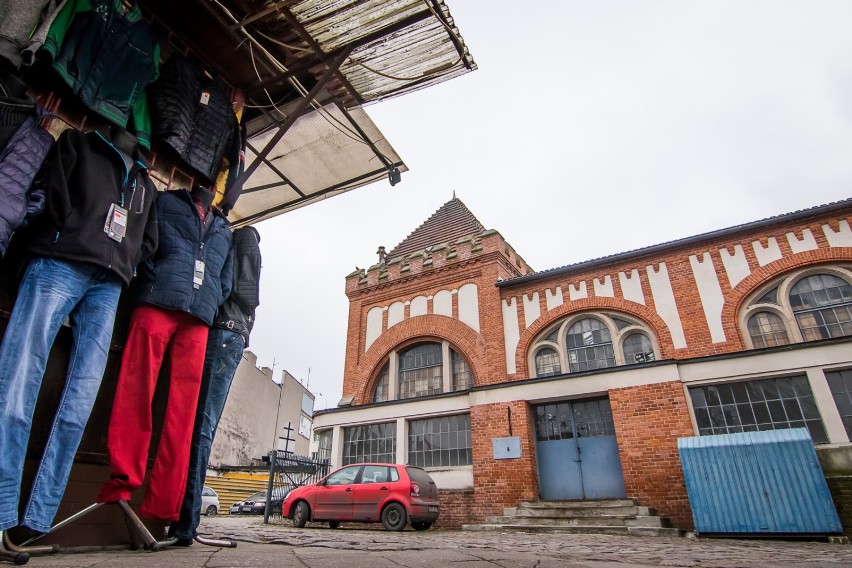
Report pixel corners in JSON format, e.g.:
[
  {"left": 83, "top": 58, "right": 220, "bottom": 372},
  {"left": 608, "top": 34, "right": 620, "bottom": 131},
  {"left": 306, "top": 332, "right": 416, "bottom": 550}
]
[{"left": 140, "top": 0, "right": 476, "bottom": 225}]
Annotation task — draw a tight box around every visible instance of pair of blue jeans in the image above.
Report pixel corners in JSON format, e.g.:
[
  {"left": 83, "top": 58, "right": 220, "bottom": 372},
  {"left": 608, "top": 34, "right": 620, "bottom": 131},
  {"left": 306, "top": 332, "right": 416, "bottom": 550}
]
[
  {"left": 0, "top": 257, "right": 121, "bottom": 532},
  {"left": 170, "top": 327, "right": 244, "bottom": 540}
]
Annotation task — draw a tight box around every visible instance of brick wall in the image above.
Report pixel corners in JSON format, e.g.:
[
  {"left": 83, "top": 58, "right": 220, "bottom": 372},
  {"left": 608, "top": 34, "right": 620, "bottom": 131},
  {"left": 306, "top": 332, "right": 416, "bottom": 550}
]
[
  {"left": 826, "top": 476, "right": 852, "bottom": 536},
  {"left": 609, "top": 381, "right": 695, "bottom": 530},
  {"left": 470, "top": 401, "right": 538, "bottom": 520},
  {"left": 435, "top": 489, "right": 475, "bottom": 528}
]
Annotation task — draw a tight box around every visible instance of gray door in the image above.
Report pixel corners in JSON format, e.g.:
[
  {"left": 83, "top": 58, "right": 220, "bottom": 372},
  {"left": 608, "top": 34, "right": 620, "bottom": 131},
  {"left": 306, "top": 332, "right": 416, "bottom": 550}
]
[{"left": 534, "top": 398, "right": 627, "bottom": 500}]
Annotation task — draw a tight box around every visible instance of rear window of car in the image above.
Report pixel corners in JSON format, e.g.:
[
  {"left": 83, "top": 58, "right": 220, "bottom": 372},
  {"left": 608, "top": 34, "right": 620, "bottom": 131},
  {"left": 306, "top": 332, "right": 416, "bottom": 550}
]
[{"left": 405, "top": 466, "right": 434, "bottom": 485}]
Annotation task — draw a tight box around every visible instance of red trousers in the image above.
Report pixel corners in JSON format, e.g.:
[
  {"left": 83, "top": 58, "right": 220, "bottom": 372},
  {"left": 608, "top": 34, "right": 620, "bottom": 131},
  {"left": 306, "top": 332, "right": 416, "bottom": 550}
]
[{"left": 96, "top": 304, "right": 209, "bottom": 521}]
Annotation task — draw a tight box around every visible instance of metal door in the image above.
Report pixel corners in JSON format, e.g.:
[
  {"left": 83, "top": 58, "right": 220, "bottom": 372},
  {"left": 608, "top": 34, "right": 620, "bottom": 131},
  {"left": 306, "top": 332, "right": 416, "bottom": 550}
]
[{"left": 534, "top": 398, "right": 627, "bottom": 500}]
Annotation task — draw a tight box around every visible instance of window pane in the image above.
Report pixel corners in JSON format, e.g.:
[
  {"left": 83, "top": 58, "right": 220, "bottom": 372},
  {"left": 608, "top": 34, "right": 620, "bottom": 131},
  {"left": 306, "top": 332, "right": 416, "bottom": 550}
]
[
  {"left": 689, "top": 376, "right": 828, "bottom": 443},
  {"left": 623, "top": 333, "right": 655, "bottom": 364},
  {"left": 566, "top": 319, "right": 615, "bottom": 373},
  {"left": 825, "top": 369, "right": 852, "bottom": 440},
  {"left": 535, "top": 347, "right": 561, "bottom": 377},
  {"left": 408, "top": 415, "right": 472, "bottom": 467},
  {"left": 747, "top": 312, "right": 790, "bottom": 348},
  {"left": 398, "top": 343, "right": 444, "bottom": 399},
  {"left": 790, "top": 275, "right": 852, "bottom": 341},
  {"left": 373, "top": 363, "right": 390, "bottom": 402},
  {"left": 342, "top": 423, "right": 396, "bottom": 465},
  {"left": 451, "top": 349, "right": 473, "bottom": 390}
]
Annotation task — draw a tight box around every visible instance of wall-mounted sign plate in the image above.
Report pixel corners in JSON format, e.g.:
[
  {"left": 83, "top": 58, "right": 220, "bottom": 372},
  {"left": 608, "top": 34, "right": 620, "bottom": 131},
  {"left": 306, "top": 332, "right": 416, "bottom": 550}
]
[{"left": 492, "top": 437, "right": 521, "bottom": 459}]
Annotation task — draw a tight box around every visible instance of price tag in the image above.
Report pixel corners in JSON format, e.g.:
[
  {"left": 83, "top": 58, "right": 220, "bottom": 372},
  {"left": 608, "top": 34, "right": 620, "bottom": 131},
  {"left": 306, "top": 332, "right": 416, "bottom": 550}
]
[
  {"left": 103, "top": 203, "right": 128, "bottom": 243},
  {"left": 193, "top": 259, "right": 206, "bottom": 289},
  {"left": 200, "top": 91, "right": 210, "bottom": 105}
]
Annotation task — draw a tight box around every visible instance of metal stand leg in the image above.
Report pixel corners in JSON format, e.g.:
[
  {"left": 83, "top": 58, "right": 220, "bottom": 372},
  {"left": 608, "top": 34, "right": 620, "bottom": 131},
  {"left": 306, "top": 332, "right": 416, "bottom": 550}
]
[
  {"left": 0, "top": 532, "right": 29, "bottom": 565},
  {"left": 2, "top": 531, "right": 55, "bottom": 556},
  {"left": 194, "top": 534, "right": 237, "bottom": 548},
  {"left": 16, "top": 500, "right": 176, "bottom": 553}
]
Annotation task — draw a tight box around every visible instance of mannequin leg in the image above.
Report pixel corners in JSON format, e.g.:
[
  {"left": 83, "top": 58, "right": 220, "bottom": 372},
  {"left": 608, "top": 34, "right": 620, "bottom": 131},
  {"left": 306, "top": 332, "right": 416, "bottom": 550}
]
[
  {"left": 0, "top": 258, "right": 90, "bottom": 531},
  {"left": 170, "top": 328, "right": 244, "bottom": 541},
  {"left": 139, "top": 314, "right": 207, "bottom": 521},
  {"left": 21, "top": 270, "right": 121, "bottom": 532},
  {"left": 96, "top": 305, "right": 177, "bottom": 503}
]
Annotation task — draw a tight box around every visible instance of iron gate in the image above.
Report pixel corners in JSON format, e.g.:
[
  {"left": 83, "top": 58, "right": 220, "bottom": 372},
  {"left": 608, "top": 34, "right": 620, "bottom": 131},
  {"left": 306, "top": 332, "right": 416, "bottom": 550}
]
[{"left": 263, "top": 451, "right": 330, "bottom": 522}]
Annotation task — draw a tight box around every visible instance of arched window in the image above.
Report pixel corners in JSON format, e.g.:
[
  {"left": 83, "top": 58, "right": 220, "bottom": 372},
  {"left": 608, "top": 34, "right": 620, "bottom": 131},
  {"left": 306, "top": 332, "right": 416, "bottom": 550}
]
[
  {"left": 373, "top": 363, "right": 389, "bottom": 402},
  {"left": 747, "top": 312, "right": 790, "bottom": 348},
  {"left": 623, "top": 333, "right": 655, "bottom": 364},
  {"left": 535, "top": 348, "right": 561, "bottom": 376},
  {"left": 789, "top": 274, "right": 852, "bottom": 340},
  {"left": 566, "top": 318, "right": 615, "bottom": 372},
  {"left": 398, "top": 343, "right": 443, "bottom": 399}
]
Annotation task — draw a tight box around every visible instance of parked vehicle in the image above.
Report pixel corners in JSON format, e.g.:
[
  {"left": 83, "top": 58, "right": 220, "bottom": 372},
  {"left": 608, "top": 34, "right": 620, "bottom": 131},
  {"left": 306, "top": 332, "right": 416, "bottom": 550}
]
[
  {"left": 201, "top": 486, "right": 220, "bottom": 516},
  {"left": 229, "top": 491, "right": 266, "bottom": 515},
  {"left": 282, "top": 463, "right": 439, "bottom": 531},
  {"left": 233, "top": 488, "right": 290, "bottom": 515}
]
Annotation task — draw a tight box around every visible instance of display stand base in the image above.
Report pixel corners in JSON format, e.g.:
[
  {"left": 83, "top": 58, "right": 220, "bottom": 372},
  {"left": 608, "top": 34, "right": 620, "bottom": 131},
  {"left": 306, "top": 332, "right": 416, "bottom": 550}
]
[
  {"left": 0, "top": 532, "right": 29, "bottom": 565},
  {"left": 195, "top": 534, "right": 237, "bottom": 548},
  {"left": 18, "top": 501, "right": 174, "bottom": 553}
]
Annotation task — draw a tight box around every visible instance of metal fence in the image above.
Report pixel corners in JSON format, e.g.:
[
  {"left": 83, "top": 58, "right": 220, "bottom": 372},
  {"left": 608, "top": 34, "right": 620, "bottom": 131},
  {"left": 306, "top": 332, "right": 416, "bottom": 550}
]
[{"left": 263, "top": 450, "right": 330, "bottom": 523}]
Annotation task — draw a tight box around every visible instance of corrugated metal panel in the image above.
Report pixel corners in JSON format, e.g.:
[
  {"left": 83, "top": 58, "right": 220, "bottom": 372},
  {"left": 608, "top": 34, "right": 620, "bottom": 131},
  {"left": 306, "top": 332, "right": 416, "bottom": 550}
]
[{"left": 678, "top": 429, "right": 842, "bottom": 534}]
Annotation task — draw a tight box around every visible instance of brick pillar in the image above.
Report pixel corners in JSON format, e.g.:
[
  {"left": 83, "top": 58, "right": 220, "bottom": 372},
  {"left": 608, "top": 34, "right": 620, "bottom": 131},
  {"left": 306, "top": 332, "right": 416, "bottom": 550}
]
[
  {"left": 609, "top": 381, "right": 695, "bottom": 530},
  {"left": 470, "top": 401, "right": 538, "bottom": 520}
]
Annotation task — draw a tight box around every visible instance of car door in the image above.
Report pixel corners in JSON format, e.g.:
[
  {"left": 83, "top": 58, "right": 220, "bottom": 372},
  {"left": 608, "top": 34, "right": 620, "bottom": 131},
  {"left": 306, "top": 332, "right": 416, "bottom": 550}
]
[
  {"left": 313, "top": 465, "right": 361, "bottom": 520},
  {"left": 352, "top": 465, "right": 395, "bottom": 520}
]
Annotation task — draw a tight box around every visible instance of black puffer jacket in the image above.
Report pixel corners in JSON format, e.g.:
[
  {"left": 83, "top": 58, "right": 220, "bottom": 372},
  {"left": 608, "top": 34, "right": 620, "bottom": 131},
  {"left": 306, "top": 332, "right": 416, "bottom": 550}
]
[
  {"left": 214, "top": 226, "right": 261, "bottom": 344},
  {"left": 148, "top": 55, "right": 238, "bottom": 182},
  {"left": 136, "top": 189, "right": 233, "bottom": 326}
]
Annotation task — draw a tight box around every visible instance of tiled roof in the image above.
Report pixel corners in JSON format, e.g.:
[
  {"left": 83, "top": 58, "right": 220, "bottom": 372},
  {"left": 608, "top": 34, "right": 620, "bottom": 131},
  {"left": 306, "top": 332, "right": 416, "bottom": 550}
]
[{"left": 387, "top": 197, "right": 486, "bottom": 259}]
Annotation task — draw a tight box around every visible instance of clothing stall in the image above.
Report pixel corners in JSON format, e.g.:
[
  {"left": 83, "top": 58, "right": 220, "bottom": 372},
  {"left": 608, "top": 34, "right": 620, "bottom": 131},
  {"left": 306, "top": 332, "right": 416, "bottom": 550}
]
[{"left": 0, "top": 0, "right": 475, "bottom": 561}]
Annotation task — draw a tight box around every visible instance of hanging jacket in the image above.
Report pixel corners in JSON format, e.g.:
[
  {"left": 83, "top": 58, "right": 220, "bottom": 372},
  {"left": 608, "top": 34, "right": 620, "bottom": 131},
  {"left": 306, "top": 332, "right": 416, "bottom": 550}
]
[
  {"left": 214, "top": 226, "right": 261, "bottom": 344},
  {"left": 0, "top": 95, "right": 34, "bottom": 151},
  {"left": 27, "top": 128, "right": 159, "bottom": 285},
  {"left": 0, "top": 112, "right": 54, "bottom": 256},
  {"left": 137, "top": 189, "right": 233, "bottom": 326},
  {"left": 42, "top": 0, "right": 159, "bottom": 149},
  {"left": 147, "top": 55, "right": 238, "bottom": 182},
  {"left": 0, "top": 0, "right": 51, "bottom": 68}
]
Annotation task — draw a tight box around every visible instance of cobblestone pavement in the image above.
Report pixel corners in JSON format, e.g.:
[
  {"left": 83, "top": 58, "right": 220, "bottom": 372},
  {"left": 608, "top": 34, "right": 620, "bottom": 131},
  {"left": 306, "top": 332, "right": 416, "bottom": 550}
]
[{"left": 14, "top": 514, "right": 852, "bottom": 567}]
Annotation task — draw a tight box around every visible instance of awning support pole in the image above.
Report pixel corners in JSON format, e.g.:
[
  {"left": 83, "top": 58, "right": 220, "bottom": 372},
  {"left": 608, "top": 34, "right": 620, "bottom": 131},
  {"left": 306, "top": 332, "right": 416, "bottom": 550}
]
[{"left": 235, "top": 46, "right": 354, "bottom": 189}]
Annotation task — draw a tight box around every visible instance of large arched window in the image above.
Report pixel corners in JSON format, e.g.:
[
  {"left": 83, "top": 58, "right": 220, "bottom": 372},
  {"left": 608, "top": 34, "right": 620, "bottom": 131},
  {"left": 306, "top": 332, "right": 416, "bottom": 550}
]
[
  {"left": 399, "top": 343, "right": 443, "bottom": 399},
  {"left": 740, "top": 268, "right": 852, "bottom": 348},
  {"left": 566, "top": 318, "right": 615, "bottom": 372},
  {"left": 528, "top": 313, "right": 660, "bottom": 378},
  {"left": 789, "top": 274, "right": 852, "bottom": 340},
  {"left": 370, "top": 341, "right": 474, "bottom": 402}
]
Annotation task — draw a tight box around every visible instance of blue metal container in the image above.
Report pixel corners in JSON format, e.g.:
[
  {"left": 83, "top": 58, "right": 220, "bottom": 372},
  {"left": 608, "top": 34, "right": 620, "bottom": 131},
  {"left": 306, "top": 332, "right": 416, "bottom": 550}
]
[{"left": 678, "top": 428, "right": 842, "bottom": 534}]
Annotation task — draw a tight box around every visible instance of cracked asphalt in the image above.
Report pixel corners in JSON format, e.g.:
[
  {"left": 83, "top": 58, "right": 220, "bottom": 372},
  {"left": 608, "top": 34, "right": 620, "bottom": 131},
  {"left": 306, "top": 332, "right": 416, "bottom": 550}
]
[{"left": 16, "top": 514, "right": 852, "bottom": 567}]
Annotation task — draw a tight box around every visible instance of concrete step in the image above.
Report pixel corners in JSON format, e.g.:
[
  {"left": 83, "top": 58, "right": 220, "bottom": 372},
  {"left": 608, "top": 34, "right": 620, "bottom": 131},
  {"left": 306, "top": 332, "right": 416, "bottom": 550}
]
[
  {"left": 512, "top": 505, "right": 650, "bottom": 518},
  {"left": 484, "top": 515, "right": 669, "bottom": 528},
  {"left": 518, "top": 499, "right": 637, "bottom": 509},
  {"left": 462, "top": 524, "right": 684, "bottom": 537}
]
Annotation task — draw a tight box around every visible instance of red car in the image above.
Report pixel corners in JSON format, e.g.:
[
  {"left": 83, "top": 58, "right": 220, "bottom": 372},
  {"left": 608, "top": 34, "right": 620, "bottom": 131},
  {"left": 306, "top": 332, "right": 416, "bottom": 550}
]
[{"left": 282, "top": 463, "right": 440, "bottom": 531}]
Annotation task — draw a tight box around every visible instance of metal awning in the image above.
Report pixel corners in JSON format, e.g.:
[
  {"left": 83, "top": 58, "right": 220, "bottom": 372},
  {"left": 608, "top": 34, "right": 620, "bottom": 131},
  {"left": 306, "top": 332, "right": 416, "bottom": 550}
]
[{"left": 140, "top": 0, "right": 476, "bottom": 224}]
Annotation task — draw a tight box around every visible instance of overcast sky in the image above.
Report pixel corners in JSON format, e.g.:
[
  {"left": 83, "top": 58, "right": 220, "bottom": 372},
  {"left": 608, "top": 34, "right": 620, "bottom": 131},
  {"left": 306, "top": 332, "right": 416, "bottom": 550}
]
[{"left": 246, "top": 0, "right": 852, "bottom": 410}]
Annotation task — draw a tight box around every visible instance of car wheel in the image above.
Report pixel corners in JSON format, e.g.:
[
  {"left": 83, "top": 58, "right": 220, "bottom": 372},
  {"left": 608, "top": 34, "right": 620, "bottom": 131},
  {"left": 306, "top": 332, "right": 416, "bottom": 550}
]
[
  {"left": 328, "top": 521, "right": 340, "bottom": 529},
  {"left": 381, "top": 503, "right": 407, "bottom": 532},
  {"left": 292, "top": 501, "right": 310, "bottom": 528},
  {"left": 411, "top": 521, "right": 432, "bottom": 531},
  {"left": 205, "top": 505, "right": 217, "bottom": 517}
]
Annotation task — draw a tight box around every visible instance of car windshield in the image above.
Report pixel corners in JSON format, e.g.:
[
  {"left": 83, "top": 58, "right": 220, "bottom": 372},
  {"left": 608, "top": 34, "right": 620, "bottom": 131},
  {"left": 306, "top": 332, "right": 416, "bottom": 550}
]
[{"left": 246, "top": 492, "right": 266, "bottom": 501}]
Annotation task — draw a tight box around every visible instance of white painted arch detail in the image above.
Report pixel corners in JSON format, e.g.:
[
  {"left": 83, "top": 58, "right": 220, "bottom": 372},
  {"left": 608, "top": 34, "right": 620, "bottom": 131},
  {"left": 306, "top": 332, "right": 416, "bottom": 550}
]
[{"left": 458, "top": 283, "right": 480, "bottom": 332}]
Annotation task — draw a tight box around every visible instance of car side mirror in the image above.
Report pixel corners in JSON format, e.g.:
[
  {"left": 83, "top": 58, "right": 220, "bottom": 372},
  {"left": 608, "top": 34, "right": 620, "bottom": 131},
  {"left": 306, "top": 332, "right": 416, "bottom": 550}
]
[{"left": 317, "top": 479, "right": 326, "bottom": 486}]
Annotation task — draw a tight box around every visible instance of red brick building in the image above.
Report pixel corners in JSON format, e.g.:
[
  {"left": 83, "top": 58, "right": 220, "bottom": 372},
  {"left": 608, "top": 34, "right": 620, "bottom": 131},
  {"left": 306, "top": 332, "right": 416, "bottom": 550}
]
[{"left": 312, "top": 196, "right": 852, "bottom": 530}]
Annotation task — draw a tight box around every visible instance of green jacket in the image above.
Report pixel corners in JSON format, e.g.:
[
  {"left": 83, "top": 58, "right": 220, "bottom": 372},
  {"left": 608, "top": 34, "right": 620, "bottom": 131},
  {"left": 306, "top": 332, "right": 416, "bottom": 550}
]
[{"left": 43, "top": 0, "right": 159, "bottom": 148}]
